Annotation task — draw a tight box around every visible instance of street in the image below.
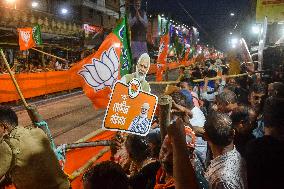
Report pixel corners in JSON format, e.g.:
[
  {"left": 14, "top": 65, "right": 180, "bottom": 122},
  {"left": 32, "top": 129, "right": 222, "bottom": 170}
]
[{"left": 15, "top": 69, "right": 179, "bottom": 146}]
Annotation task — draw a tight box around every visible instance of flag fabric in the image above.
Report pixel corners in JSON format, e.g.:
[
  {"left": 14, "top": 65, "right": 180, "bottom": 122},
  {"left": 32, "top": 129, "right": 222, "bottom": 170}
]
[
  {"left": 18, "top": 28, "right": 35, "bottom": 51},
  {"left": 71, "top": 17, "right": 132, "bottom": 108},
  {"left": 156, "top": 64, "right": 164, "bottom": 81},
  {"left": 18, "top": 25, "right": 42, "bottom": 50},
  {"left": 32, "top": 24, "right": 43, "bottom": 45},
  {"left": 183, "top": 48, "right": 190, "bottom": 62},
  {"left": 156, "top": 33, "right": 169, "bottom": 81}
]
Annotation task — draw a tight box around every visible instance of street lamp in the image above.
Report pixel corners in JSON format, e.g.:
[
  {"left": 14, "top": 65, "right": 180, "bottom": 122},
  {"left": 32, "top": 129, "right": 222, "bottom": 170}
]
[
  {"left": 61, "top": 8, "right": 68, "bottom": 15},
  {"left": 230, "top": 37, "right": 239, "bottom": 48},
  {"left": 230, "top": 12, "right": 235, "bottom": 16},
  {"left": 5, "top": 0, "right": 16, "bottom": 9},
  {"left": 231, "top": 38, "right": 238, "bottom": 45},
  {"left": 32, "top": 1, "right": 39, "bottom": 8},
  {"left": 252, "top": 25, "right": 260, "bottom": 34},
  {"left": 6, "top": 0, "right": 16, "bottom": 3}
]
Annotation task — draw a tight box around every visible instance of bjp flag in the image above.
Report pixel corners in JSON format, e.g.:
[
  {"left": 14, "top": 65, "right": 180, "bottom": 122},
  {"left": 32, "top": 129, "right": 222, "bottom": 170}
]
[
  {"left": 18, "top": 28, "right": 35, "bottom": 51},
  {"left": 156, "top": 33, "right": 169, "bottom": 81},
  {"left": 156, "top": 64, "right": 164, "bottom": 82},
  {"left": 70, "top": 17, "right": 132, "bottom": 109}
]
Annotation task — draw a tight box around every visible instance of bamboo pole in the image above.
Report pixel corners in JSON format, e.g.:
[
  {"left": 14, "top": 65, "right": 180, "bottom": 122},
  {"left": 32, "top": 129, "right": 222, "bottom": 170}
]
[
  {"left": 149, "top": 73, "right": 249, "bottom": 85},
  {"left": 69, "top": 146, "right": 110, "bottom": 181},
  {"left": 158, "top": 95, "right": 172, "bottom": 141},
  {"left": 75, "top": 128, "right": 105, "bottom": 143},
  {"left": 31, "top": 48, "right": 67, "bottom": 62},
  {"left": 65, "top": 140, "right": 113, "bottom": 150},
  {"left": 0, "top": 49, "right": 29, "bottom": 108}
]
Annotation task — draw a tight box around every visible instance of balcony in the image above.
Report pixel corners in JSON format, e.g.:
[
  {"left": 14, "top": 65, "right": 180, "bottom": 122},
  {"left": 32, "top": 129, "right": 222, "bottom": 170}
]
[
  {"left": 82, "top": 0, "right": 119, "bottom": 19},
  {"left": 0, "top": 6, "right": 83, "bottom": 37}
]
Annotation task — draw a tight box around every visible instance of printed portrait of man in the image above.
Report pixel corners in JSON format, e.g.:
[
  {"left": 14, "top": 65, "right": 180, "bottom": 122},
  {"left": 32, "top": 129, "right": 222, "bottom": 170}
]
[
  {"left": 128, "top": 102, "right": 151, "bottom": 134},
  {"left": 120, "top": 53, "right": 151, "bottom": 92}
]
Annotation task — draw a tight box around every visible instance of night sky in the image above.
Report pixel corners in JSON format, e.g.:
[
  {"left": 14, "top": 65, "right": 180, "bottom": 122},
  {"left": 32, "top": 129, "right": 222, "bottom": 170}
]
[{"left": 146, "top": 0, "right": 251, "bottom": 51}]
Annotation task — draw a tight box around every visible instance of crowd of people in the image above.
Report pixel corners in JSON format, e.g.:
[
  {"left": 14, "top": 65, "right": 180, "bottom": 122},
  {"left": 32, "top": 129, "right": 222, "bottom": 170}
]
[
  {"left": 81, "top": 58, "right": 284, "bottom": 189},
  {"left": 0, "top": 49, "right": 95, "bottom": 75},
  {"left": 0, "top": 55, "right": 284, "bottom": 189}
]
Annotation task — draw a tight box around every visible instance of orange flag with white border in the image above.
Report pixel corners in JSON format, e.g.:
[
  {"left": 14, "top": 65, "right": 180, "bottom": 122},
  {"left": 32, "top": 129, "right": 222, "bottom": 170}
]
[{"left": 18, "top": 28, "right": 35, "bottom": 51}]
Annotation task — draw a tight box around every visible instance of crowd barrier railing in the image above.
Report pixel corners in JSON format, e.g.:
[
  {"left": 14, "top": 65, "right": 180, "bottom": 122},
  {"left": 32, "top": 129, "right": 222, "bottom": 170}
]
[{"left": 0, "top": 60, "right": 192, "bottom": 103}]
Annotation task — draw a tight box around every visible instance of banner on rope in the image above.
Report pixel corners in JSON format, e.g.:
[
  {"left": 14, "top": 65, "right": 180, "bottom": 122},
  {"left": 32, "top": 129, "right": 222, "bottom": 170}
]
[
  {"left": 103, "top": 79, "right": 158, "bottom": 136},
  {"left": 83, "top": 24, "right": 103, "bottom": 34}
]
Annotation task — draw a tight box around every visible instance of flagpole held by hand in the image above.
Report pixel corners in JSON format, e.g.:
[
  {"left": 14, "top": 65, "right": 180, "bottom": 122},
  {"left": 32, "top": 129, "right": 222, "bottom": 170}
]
[{"left": 0, "top": 48, "right": 29, "bottom": 108}]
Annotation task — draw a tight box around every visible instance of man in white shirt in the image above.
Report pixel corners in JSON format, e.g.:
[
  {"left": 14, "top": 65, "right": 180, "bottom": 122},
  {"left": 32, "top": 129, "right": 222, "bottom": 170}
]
[
  {"left": 189, "top": 105, "right": 207, "bottom": 164},
  {"left": 128, "top": 103, "right": 151, "bottom": 134},
  {"left": 204, "top": 112, "right": 247, "bottom": 189},
  {"left": 120, "top": 53, "right": 151, "bottom": 92}
]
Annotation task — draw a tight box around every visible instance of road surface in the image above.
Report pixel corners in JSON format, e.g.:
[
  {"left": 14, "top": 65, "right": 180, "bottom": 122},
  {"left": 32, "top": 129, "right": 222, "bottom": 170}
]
[{"left": 14, "top": 69, "right": 179, "bottom": 145}]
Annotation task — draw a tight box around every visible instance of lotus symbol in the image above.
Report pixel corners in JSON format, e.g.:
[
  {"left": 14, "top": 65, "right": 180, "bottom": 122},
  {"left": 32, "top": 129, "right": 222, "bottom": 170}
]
[
  {"left": 79, "top": 47, "right": 119, "bottom": 91},
  {"left": 20, "top": 31, "right": 31, "bottom": 46},
  {"left": 128, "top": 79, "right": 141, "bottom": 99}
]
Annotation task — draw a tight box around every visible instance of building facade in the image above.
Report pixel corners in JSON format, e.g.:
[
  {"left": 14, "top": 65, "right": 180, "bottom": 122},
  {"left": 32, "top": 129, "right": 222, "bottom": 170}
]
[{"left": 0, "top": 0, "right": 122, "bottom": 49}]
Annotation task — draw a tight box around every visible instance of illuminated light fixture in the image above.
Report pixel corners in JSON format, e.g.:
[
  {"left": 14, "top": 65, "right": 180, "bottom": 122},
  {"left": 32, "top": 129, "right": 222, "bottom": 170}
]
[
  {"left": 230, "top": 32, "right": 233, "bottom": 35},
  {"left": 231, "top": 38, "right": 238, "bottom": 45},
  {"left": 161, "top": 14, "right": 164, "bottom": 17},
  {"left": 281, "top": 27, "right": 284, "bottom": 36},
  {"left": 252, "top": 25, "right": 260, "bottom": 34},
  {"left": 31, "top": 1, "right": 38, "bottom": 7},
  {"left": 6, "top": 0, "right": 16, "bottom": 3},
  {"left": 61, "top": 8, "right": 68, "bottom": 14},
  {"left": 230, "top": 12, "right": 235, "bottom": 16}
]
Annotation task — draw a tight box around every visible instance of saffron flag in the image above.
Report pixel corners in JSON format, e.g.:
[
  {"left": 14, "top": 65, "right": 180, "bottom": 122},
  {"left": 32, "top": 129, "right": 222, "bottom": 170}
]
[
  {"left": 156, "top": 33, "right": 169, "bottom": 81},
  {"left": 183, "top": 48, "right": 190, "bottom": 62},
  {"left": 71, "top": 17, "right": 132, "bottom": 108},
  {"left": 18, "top": 28, "right": 35, "bottom": 51},
  {"left": 18, "top": 25, "right": 42, "bottom": 50}
]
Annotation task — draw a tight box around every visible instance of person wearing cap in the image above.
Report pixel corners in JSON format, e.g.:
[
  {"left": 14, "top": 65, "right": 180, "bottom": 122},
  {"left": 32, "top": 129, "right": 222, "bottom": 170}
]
[
  {"left": 0, "top": 106, "right": 70, "bottom": 189},
  {"left": 128, "top": 103, "right": 151, "bottom": 134},
  {"left": 121, "top": 53, "right": 151, "bottom": 92}
]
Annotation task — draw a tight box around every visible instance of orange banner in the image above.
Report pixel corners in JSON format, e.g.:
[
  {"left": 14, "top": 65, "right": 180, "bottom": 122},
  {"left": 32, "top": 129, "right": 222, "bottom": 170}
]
[
  {"left": 0, "top": 60, "right": 194, "bottom": 103},
  {"left": 0, "top": 71, "right": 81, "bottom": 103},
  {"left": 103, "top": 81, "right": 157, "bottom": 136}
]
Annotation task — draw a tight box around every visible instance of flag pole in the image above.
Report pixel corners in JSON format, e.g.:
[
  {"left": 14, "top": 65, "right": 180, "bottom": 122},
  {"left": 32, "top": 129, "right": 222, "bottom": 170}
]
[
  {"left": 0, "top": 49, "right": 29, "bottom": 108},
  {"left": 31, "top": 48, "right": 67, "bottom": 62},
  {"left": 148, "top": 73, "right": 249, "bottom": 85}
]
